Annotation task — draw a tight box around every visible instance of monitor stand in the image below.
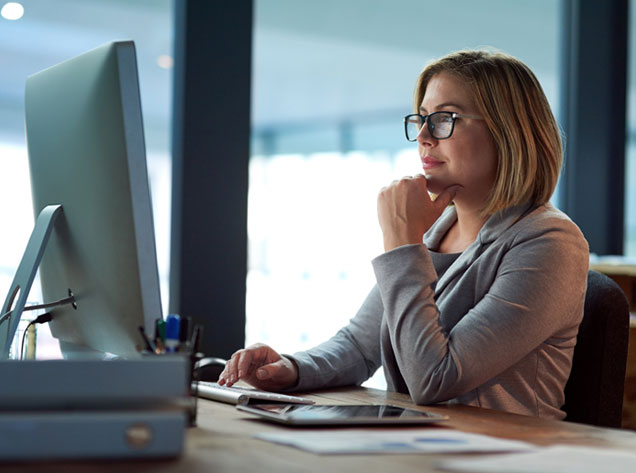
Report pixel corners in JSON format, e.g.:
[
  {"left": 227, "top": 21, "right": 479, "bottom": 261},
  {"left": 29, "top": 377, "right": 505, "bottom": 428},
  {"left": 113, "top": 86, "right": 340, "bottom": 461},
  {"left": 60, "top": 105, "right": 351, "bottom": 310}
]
[
  {"left": 0, "top": 205, "right": 63, "bottom": 359},
  {"left": 58, "top": 339, "right": 119, "bottom": 360}
]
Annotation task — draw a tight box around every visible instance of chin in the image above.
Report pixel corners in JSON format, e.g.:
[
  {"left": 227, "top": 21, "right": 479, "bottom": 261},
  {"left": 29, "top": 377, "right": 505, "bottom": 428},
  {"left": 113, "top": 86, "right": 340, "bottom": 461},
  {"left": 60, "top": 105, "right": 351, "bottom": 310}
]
[{"left": 424, "top": 175, "right": 445, "bottom": 194}]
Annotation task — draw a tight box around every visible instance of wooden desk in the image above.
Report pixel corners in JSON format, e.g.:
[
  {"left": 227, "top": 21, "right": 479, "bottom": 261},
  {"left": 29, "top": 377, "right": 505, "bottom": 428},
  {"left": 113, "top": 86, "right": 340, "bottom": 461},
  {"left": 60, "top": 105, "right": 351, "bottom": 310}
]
[{"left": 11, "top": 386, "right": 636, "bottom": 473}]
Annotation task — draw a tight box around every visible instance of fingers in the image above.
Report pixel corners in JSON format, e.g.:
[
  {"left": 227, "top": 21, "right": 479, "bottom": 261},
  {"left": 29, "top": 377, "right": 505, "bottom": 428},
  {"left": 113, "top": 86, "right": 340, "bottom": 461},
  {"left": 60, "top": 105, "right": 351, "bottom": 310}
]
[
  {"left": 218, "top": 348, "right": 255, "bottom": 386},
  {"left": 381, "top": 174, "right": 426, "bottom": 188},
  {"left": 218, "top": 343, "right": 279, "bottom": 387},
  {"left": 377, "top": 174, "right": 434, "bottom": 250},
  {"left": 255, "top": 359, "right": 284, "bottom": 380},
  {"left": 376, "top": 175, "right": 461, "bottom": 252},
  {"left": 433, "top": 184, "right": 461, "bottom": 209},
  {"left": 253, "top": 357, "right": 299, "bottom": 390},
  {"left": 235, "top": 349, "right": 254, "bottom": 380},
  {"left": 218, "top": 348, "right": 298, "bottom": 391}
]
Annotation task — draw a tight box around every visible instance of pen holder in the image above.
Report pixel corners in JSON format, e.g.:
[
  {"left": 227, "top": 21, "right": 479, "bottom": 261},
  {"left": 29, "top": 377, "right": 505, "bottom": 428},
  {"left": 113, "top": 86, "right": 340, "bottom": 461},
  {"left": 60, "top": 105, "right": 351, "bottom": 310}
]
[
  {"left": 140, "top": 351, "right": 200, "bottom": 427},
  {"left": 138, "top": 316, "right": 207, "bottom": 427}
]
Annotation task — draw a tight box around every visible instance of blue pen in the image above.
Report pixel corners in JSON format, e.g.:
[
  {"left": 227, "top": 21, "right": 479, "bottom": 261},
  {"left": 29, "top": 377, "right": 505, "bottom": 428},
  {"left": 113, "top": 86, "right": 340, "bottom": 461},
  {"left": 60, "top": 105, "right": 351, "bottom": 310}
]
[{"left": 165, "top": 313, "right": 181, "bottom": 353}]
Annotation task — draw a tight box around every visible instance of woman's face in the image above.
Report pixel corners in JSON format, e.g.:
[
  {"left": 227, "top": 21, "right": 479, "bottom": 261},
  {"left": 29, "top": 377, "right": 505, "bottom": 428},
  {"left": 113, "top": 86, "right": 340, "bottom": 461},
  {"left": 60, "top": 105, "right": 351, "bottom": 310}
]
[{"left": 417, "top": 72, "right": 498, "bottom": 210}]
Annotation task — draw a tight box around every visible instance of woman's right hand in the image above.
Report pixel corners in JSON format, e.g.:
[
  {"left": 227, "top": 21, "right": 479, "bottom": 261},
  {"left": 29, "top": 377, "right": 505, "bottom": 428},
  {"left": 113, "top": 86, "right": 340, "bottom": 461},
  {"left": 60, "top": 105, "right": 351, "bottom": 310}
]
[
  {"left": 377, "top": 175, "right": 459, "bottom": 252},
  {"left": 217, "top": 343, "right": 299, "bottom": 391}
]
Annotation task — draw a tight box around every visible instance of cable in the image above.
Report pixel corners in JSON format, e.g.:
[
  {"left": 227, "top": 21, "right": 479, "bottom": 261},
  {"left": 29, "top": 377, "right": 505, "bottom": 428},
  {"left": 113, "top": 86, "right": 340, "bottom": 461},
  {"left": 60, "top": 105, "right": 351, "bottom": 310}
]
[
  {"left": 23, "top": 289, "right": 77, "bottom": 312},
  {"left": 19, "top": 312, "right": 53, "bottom": 360},
  {"left": 0, "top": 309, "right": 12, "bottom": 325},
  {"left": 0, "top": 289, "right": 76, "bottom": 326}
]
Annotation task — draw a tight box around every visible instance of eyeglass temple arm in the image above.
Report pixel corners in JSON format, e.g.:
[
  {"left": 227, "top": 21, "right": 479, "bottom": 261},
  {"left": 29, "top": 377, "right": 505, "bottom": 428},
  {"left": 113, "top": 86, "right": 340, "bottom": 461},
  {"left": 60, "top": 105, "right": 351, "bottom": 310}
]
[{"left": 455, "top": 113, "right": 483, "bottom": 120}]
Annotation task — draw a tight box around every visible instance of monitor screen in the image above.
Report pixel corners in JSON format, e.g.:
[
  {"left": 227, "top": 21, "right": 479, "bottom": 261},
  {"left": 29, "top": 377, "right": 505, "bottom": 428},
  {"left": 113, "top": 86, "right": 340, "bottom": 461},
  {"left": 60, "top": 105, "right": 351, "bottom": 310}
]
[{"left": 23, "top": 41, "right": 162, "bottom": 358}]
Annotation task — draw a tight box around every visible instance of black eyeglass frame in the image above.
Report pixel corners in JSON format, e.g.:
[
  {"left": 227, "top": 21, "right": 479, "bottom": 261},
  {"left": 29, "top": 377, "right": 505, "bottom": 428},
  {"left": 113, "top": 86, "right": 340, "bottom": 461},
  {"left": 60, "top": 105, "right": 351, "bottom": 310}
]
[{"left": 403, "top": 111, "right": 483, "bottom": 142}]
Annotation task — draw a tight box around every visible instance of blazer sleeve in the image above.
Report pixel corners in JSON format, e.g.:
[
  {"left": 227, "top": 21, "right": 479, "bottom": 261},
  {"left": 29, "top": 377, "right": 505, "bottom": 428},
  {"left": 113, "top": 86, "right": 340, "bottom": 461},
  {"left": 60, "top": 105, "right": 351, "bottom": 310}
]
[
  {"left": 372, "top": 215, "right": 589, "bottom": 404},
  {"left": 286, "top": 285, "right": 384, "bottom": 391}
]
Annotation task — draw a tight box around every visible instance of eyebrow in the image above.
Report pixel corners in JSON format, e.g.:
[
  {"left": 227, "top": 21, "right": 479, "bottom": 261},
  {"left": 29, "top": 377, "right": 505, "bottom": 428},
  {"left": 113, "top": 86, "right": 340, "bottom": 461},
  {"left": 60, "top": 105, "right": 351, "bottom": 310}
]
[{"left": 419, "top": 102, "right": 465, "bottom": 113}]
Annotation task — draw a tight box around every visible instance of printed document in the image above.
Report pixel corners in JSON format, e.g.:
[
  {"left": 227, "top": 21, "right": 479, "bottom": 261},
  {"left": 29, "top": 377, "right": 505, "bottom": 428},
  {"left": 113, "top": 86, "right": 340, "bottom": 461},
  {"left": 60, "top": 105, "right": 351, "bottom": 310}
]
[{"left": 255, "top": 429, "right": 536, "bottom": 454}]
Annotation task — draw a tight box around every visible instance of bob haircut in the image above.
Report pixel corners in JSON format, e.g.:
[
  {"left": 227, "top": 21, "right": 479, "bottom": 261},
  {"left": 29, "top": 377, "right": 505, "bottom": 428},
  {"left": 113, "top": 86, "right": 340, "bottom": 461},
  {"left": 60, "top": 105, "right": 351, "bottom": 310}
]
[{"left": 414, "top": 50, "right": 562, "bottom": 216}]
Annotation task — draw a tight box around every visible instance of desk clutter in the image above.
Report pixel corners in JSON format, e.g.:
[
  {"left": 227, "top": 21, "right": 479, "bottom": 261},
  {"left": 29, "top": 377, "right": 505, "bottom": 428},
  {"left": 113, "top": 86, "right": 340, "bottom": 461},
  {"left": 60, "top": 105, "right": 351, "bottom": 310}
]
[
  {"left": 0, "top": 357, "right": 192, "bottom": 461},
  {"left": 139, "top": 314, "right": 199, "bottom": 355},
  {"left": 253, "top": 428, "right": 636, "bottom": 471},
  {"left": 0, "top": 306, "right": 238, "bottom": 462}
]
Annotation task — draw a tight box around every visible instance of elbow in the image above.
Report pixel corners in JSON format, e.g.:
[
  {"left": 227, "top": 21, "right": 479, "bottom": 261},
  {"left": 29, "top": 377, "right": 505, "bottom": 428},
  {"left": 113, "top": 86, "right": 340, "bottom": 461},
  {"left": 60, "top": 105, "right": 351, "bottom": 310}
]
[
  {"left": 406, "top": 365, "right": 462, "bottom": 405},
  {"left": 398, "top": 347, "right": 463, "bottom": 405},
  {"left": 411, "top": 393, "right": 432, "bottom": 406},
  {"left": 407, "top": 378, "right": 451, "bottom": 405},
  {"left": 410, "top": 389, "right": 450, "bottom": 406}
]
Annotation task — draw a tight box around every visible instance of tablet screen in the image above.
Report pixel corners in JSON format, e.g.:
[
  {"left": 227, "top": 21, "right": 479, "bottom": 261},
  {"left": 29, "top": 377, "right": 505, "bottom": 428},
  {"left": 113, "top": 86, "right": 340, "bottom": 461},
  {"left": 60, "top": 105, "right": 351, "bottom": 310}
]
[{"left": 236, "top": 404, "right": 449, "bottom": 425}]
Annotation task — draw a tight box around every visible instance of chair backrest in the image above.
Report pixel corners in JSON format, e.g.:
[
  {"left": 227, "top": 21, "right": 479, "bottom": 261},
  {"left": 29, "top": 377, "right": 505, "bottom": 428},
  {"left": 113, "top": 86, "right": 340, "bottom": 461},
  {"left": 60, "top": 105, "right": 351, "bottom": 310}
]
[{"left": 562, "top": 270, "right": 630, "bottom": 427}]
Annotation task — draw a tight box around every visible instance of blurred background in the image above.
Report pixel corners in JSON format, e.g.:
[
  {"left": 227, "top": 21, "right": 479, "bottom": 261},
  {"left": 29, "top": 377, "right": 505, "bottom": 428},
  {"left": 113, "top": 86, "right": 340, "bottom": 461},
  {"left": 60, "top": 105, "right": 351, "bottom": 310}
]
[{"left": 0, "top": 0, "right": 631, "bottom": 386}]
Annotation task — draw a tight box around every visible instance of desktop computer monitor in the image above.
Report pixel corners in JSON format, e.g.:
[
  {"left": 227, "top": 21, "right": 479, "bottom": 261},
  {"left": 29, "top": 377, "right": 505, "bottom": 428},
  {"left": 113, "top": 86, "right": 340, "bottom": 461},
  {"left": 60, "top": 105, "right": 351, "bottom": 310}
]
[{"left": 22, "top": 41, "right": 163, "bottom": 358}]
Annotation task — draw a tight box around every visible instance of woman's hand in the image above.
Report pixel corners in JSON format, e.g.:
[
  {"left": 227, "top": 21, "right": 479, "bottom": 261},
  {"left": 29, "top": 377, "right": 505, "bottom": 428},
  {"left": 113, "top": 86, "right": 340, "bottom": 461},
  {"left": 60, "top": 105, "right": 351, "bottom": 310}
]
[
  {"left": 377, "top": 175, "right": 459, "bottom": 252},
  {"left": 218, "top": 343, "right": 299, "bottom": 391}
]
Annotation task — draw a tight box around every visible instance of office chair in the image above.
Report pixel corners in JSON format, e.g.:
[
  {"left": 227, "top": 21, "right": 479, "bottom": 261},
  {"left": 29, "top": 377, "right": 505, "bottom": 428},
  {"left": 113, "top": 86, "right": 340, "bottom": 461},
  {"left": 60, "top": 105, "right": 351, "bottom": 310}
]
[{"left": 562, "top": 270, "right": 630, "bottom": 428}]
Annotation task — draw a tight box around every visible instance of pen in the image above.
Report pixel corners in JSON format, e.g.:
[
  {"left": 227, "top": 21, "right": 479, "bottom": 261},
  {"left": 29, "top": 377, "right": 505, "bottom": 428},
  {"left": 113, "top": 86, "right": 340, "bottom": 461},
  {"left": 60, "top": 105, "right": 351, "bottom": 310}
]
[
  {"left": 138, "top": 325, "right": 155, "bottom": 353},
  {"left": 154, "top": 318, "right": 166, "bottom": 351},
  {"left": 179, "top": 317, "right": 191, "bottom": 352},
  {"left": 155, "top": 318, "right": 166, "bottom": 341},
  {"left": 165, "top": 313, "right": 181, "bottom": 353},
  {"left": 190, "top": 324, "right": 202, "bottom": 355}
]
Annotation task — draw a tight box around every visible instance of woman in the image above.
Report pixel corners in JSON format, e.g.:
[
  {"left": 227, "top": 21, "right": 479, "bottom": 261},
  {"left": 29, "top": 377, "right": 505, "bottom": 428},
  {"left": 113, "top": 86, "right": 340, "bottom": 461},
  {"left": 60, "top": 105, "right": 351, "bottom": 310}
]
[{"left": 219, "top": 50, "right": 589, "bottom": 420}]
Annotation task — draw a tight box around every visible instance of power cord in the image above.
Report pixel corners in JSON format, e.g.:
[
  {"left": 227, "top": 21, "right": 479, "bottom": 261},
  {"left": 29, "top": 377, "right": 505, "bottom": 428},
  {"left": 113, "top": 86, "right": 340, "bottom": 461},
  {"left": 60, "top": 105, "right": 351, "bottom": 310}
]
[
  {"left": 19, "top": 312, "right": 52, "bottom": 360},
  {"left": 0, "top": 289, "right": 76, "bottom": 326}
]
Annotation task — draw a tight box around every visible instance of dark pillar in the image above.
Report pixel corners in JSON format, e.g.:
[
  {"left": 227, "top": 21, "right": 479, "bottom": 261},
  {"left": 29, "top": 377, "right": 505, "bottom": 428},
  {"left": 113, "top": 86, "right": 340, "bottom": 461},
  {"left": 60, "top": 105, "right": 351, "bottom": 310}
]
[
  {"left": 559, "top": 0, "right": 628, "bottom": 254},
  {"left": 170, "top": 0, "right": 252, "bottom": 358}
]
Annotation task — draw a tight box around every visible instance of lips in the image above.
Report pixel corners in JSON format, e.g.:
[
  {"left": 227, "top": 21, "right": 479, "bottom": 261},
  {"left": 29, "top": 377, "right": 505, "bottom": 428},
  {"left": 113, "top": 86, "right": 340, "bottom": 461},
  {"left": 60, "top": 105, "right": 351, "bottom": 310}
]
[{"left": 421, "top": 156, "right": 443, "bottom": 170}]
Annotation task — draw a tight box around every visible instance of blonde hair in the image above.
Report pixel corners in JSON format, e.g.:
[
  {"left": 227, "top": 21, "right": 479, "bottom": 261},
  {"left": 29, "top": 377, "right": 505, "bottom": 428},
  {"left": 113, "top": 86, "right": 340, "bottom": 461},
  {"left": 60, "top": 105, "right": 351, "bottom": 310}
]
[{"left": 414, "top": 50, "right": 562, "bottom": 216}]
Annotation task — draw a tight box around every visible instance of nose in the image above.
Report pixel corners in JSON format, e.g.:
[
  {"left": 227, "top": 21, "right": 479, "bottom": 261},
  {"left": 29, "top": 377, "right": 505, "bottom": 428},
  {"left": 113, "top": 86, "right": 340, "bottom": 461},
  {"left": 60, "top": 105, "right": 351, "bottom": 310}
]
[{"left": 416, "top": 119, "right": 437, "bottom": 146}]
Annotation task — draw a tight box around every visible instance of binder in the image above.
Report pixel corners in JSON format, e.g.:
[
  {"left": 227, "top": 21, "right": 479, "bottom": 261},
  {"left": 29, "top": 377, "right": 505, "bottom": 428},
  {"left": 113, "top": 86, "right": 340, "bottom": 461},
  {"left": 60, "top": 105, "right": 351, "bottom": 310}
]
[{"left": 0, "top": 357, "right": 191, "bottom": 461}]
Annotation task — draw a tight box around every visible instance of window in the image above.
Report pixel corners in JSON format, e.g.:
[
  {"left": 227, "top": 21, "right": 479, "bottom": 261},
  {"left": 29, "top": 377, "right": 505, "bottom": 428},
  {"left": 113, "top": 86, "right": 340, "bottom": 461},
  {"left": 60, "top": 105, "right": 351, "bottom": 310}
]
[{"left": 625, "top": 1, "right": 636, "bottom": 256}]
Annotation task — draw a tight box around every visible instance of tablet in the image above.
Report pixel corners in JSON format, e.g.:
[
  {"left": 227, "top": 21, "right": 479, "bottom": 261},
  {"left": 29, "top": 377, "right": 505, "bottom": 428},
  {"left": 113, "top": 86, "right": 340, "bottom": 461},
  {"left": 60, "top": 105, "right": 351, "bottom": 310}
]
[{"left": 236, "top": 403, "right": 449, "bottom": 425}]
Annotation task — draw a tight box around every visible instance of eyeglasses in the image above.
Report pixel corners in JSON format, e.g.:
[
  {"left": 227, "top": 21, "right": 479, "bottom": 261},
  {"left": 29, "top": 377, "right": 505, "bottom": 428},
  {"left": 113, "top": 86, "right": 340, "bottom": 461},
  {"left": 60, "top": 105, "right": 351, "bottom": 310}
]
[{"left": 403, "top": 111, "right": 483, "bottom": 142}]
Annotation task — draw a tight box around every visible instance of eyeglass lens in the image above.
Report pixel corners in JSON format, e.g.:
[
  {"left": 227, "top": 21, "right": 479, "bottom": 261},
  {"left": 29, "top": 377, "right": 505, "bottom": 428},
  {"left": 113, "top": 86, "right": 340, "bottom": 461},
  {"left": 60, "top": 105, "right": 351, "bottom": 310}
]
[{"left": 405, "top": 112, "right": 454, "bottom": 141}]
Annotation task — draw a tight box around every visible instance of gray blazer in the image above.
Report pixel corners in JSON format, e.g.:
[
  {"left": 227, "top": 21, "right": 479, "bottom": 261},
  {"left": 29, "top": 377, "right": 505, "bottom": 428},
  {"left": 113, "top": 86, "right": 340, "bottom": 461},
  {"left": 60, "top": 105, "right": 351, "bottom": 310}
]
[{"left": 289, "top": 203, "right": 589, "bottom": 419}]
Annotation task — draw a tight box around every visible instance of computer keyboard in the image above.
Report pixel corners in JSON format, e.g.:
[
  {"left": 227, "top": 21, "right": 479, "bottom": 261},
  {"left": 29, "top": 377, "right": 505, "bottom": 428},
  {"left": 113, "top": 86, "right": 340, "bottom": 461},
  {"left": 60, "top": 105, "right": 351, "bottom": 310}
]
[{"left": 194, "top": 381, "right": 315, "bottom": 406}]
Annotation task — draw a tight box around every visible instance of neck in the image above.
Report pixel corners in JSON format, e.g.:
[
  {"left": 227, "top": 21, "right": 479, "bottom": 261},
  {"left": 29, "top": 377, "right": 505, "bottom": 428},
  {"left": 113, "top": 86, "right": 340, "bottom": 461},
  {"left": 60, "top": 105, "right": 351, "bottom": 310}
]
[
  {"left": 438, "top": 201, "right": 489, "bottom": 253},
  {"left": 455, "top": 205, "right": 487, "bottom": 238}
]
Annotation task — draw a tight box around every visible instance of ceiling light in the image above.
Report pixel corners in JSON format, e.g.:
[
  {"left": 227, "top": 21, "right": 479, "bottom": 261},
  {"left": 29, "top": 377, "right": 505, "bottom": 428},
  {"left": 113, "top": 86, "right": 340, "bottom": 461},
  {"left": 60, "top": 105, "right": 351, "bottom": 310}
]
[
  {"left": 1, "top": 2, "right": 24, "bottom": 20},
  {"left": 157, "top": 55, "right": 173, "bottom": 69}
]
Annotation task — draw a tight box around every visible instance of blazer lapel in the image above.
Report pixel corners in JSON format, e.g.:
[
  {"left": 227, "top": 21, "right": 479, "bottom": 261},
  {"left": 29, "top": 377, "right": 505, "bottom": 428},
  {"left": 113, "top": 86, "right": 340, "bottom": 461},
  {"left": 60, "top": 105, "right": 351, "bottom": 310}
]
[{"left": 424, "top": 202, "right": 535, "bottom": 297}]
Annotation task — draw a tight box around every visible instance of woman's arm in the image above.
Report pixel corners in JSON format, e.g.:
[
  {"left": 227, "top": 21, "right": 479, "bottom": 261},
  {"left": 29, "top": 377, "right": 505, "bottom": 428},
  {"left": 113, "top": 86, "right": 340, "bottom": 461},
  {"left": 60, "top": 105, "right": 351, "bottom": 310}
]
[
  {"left": 285, "top": 286, "right": 384, "bottom": 391},
  {"left": 219, "top": 285, "right": 385, "bottom": 391}
]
